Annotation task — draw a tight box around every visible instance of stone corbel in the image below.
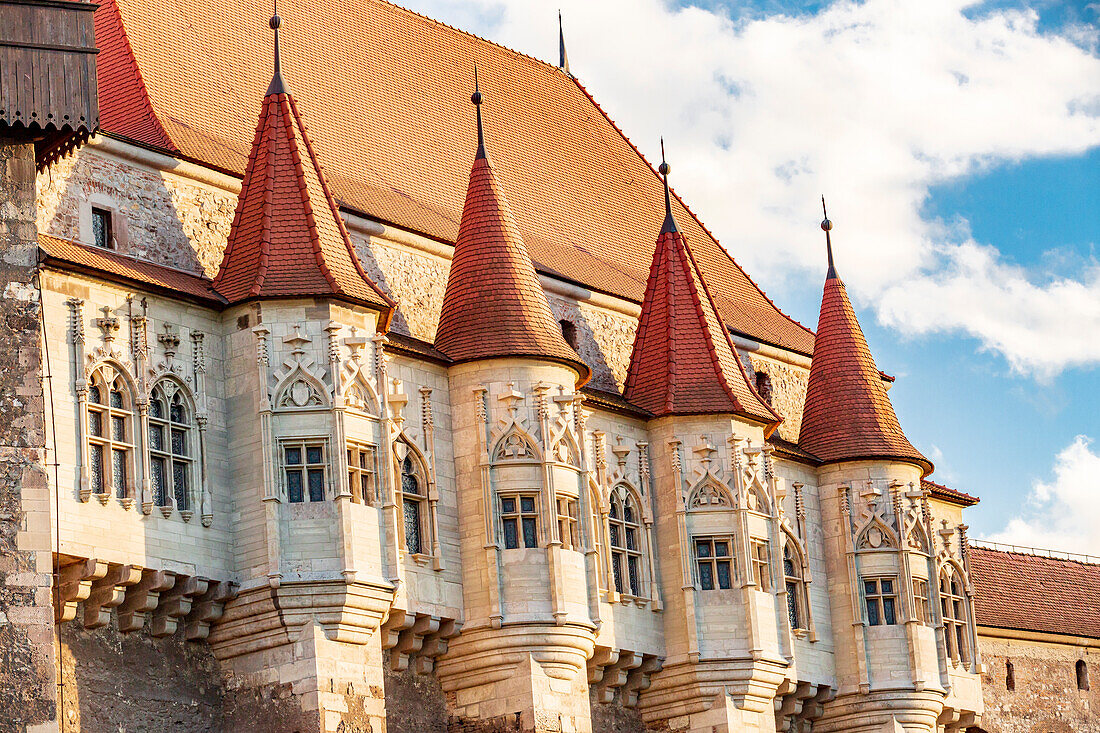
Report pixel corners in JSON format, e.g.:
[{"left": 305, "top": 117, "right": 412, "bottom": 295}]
[
  {"left": 83, "top": 564, "right": 144, "bottom": 628},
  {"left": 594, "top": 649, "right": 642, "bottom": 703},
  {"left": 56, "top": 558, "right": 108, "bottom": 622},
  {"left": 621, "top": 655, "right": 663, "bottom": 708},
  {"left": 152, "top": 575, "right": 209, "bottom": 637},
  {"left": 117, "top": 569, "right": 175, "bottom": 633},
  {"left": 381, "top": 610, "right": 460, "bottom": 674},
  {"left": 184, "top": 580, "right": 238, "bottom": 640}
]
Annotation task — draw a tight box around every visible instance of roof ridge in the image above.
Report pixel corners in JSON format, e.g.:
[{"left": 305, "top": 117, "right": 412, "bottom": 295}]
[
  {"left": 970, "top": 543, "right": 1100, "bottom": 568},
  {"left": 568, "top": 76, "right": 816, "bottom": 350}
]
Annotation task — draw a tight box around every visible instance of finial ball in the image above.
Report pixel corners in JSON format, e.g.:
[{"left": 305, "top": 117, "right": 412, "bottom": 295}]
[
  {"left": 471, "top": 90, "right": 482, "bottom": 105},
  {"left": 658, "top": 161, "right": 670, "bottom": 176},
  {"left": 821, "top": 218, "right": 832, "bottom": 232},
  {"left": 270, "top": 14, "right": 282, "bottom": 29}
]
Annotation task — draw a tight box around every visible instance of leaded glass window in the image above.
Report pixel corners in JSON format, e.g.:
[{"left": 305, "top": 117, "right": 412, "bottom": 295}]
[
  {"left": 501, "top": 494, "right": 538, "bottom": 549},
  {"left": 940, "top": 568, "right": 969, "bottom": 663},
  {"left": 148, "top": 382, "right": 193, "bottom": 510},
  {"left": 695, "top": 536, "right": 734, "bottom": 591},
  {"left": 86, "top": 367, "right": 132, "bottom": 498},
  {"left": 783, "top": 541, "right": 807, "bottom": 631},
  {"left": 399, "top": 454, "right": 427, "bottom": 554},
  {"left": 864, "top": 577, "right": 898, "bottom": 626},
  {"left": 283, "top": 441, "right": 326, "bottom": 503},
  {"left": 346, "top": 441, "right": 378, "bottom": 505},
  {"left": 608, "top": 487, "right": 644, "bottom": 597}
]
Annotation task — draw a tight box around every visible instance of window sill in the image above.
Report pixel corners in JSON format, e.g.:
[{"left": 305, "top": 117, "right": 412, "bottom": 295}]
[
  {"left": 405, "top": 552, "right": 433, "bottom": 567},
  {"left": 792, "top": 628, "right": 810, "bottom": 640}
]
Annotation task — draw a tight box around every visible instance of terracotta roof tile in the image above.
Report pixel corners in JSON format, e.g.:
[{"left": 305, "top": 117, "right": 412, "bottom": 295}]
[
  {"left": 38, "top": 234, "right": 225, "bottom": 305},
  {"left": 922, "top": 478, "right": 980, "bottom": 507},
  {"left": 435, "top": 129, "right": 589, "bottom": 382},
  {"left": 799, "top": 267, "right": 931, "bottom": 474},
  {"left": 970, "top": 546, "right": 1100, "bottom": 639},
  {"left": 624, "top": 203, "right": 781, "bottom": 430},
  {"left": 92, "top": 0, "right": 814, "bottom": 354},
  {"left": 212, "top": 79, "right": 394, "bottom": 316}
]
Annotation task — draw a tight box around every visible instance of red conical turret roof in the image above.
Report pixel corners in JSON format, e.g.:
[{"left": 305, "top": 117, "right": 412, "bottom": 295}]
[
  {"left": 624, "top": 151, "right": 780, "bottom": 432},
  {"left": 799, "top": 213, "right": 931, "bottom": 474},
  {"left": 213, "top": 18, "right": 394, "bottom": 320},
  {"left": 434, "top": 78, "right": 589, "bottom": 384}
]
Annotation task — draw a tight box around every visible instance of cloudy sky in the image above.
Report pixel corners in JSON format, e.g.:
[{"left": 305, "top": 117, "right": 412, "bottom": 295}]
[{"left": 403, "top": 0, "right": 1100, "bottom": 555}]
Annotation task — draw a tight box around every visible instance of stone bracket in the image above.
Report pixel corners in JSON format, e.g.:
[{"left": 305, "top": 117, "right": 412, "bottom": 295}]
[
  {"left": 151, "top": 575, "right": 208, "bottom": 637},
  {"left": 117, "top": 569, "right": 175, "bottom": 632},
  {"left": 185, "top": 580, "right": 238, "bottom": 641},
  {"left": 56, "top": 557, "right": 108, "bottom": 622},
  {"left": 381, "top": 609, "right": 461, "bottom": 674},
  {"left": 588, "top": 645, "right": 663, "bottom": 707},
  {"left": 83, "top": 564, "right": 143, "bottom": 629},
  {"left": 774, "top": 682, "right": 834, "bottom": 732}
]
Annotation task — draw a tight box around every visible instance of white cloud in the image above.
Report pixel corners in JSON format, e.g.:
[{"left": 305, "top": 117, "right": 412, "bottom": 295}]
[
  {"left": 406, "top": 0, "right": 1100, "bottom": 377},
  {"left": 989, "top": 435, "right": 1100, "bottom": 556}
]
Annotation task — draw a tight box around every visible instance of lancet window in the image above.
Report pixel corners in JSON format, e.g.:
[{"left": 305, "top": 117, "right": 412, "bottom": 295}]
[
  {"left": 148, "top": 381, "right": 193, "bottom": 510},
  {"left": 751, "top": 539, "right": 771, "bottom": 591},
  {"left": 783, "top": 541, "right": 806, "bottom": 630},
  {"left": 864, "top": 576, "right": 898, "bottom": 626},
  {"left": 940, "top": 567, "right": 969, "bottom": 663},
  {"left": 400, "top": 454, "right": 427, "bottom": 554},
  {"left": 912, "top": 578, "right": 930, "bottom": 624},
  {"left": 608, "top": 489, "right": 643, "bottom": 597},
  {"left": 87, "top": 367, "right": 133, "bottom": 499},
  {"left": 556, "top": 496, "right": 579, "bottom": 550},
  {"left": 283, "top": 441, "right": 327, "bottom": 503}
]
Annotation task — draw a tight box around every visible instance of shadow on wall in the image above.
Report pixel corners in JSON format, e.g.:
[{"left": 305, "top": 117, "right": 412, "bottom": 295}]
[{"left": 37, "top": 148, "right": 234, "bottom": 277}]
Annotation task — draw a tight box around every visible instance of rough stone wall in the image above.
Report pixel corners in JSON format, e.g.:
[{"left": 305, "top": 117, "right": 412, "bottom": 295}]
[
  {"left": 383, "top": 656, "right": 447, "bottom": 732},
  {"left": 977, "top": 635, "right": 1100, "bottom": 733},
  {"left": 0, "top": 140, "right": 57, "bottom": 733},
  {"left": 36, "top": 148, "right": 236, "bottom": 277},
  {"left": 747, "top": 355, "right": 808, "bottom": 442},
  {"left": 588, "top": 691, "right": 646, "bottom": 733}
]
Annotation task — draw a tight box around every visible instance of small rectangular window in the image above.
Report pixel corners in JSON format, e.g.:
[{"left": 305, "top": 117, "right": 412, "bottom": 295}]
[
  {"left": 750, "top": 539, "right": 771, "bottom": 591},
  {"left": 864, "top": 577, "right": 898, "bottom": 626},
  {"left": 283, "top": 441, "right": 326, "bottom": 503},
  {"left": 91, "top": 207, "right": 113, "bottom": 250},
  {"left": 556, "top": 496, "right": 579, "bottom": 550},
  {"left": 695, "top": 536, "right": 734, "bottom": 591},
  {"left": 346, "top": 442, "right": 378, "bottom": 505},
  {"left": 501, "top": 493, "right": 539, "bottom": 549},
  {"left": 912, "top": 578, "right": 930, "bottom": 624}
]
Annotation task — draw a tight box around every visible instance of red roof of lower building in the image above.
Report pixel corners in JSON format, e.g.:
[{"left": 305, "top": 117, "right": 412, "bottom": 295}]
[
  {"left": 922, "top": 478, "right": 980, "bottom": 507},
  {"left": 799, "top": 260, "right": 931, "bottom": 474},
  {"left": 970, "top": 546, "right": 1100, "bottom": 639}
]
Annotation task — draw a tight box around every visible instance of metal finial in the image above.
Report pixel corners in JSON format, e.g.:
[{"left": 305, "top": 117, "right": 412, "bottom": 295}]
[
  {"left": 659, "top": 138, "right": 679, "bottom": 234},
  {"left": 266, "top": 3, "right": 288, "bottom": 96},
  {"left": 472, "top": 65, "right": 486, "bottom": 159},
  {"left": 821, "top": 195, "right": 837, "bottom": 279},
  {"left": 558, "top": 11, "right": 570, "bottom": 76}
]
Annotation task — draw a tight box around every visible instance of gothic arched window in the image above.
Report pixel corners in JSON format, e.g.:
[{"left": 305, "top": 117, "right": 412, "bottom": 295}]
[
  {"left": 783, "top": 540, "right": 807, "bottom": 631},
  {"left": 401, "top": 454, "right": 426, "bottom": 555},
  {"left": 1078, "top": 660, "right": 1090, "bottom": 691},
  {"left": 940, "top": 566, "right": 969, "bottom": 664},
  {"left": 87, "top": 367, "right": 133, "bottom": 499},
  {"left": 149, "top": 381, "right": 193, "bottom": 511},
  {"left": 608, "top": 488, "right": 643, "bottom": 597}
]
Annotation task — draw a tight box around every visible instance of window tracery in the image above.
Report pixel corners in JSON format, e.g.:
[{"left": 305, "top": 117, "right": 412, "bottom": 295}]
[
  {"left": 783, "top": 540, "right": 807, "bottom": 631},
  {"left": 87, "top": 366, "right": 134, "bottom": 499},
  {"left": 608, "top": 487, "right": 643, "bottom": 597},
  {"left": 401, "top": 454, "right": 427, "bottom": 554},
  {"left": 148, "top": 380, "right": 194, "bottom": 510},
  {"left": 940, "top": 566, "right": 970, "bottom": 663}
]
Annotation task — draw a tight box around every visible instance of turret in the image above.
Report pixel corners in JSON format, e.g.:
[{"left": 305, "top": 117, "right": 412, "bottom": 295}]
[{"left": 434, "top": 70, "right": 598, "bottom": 731}]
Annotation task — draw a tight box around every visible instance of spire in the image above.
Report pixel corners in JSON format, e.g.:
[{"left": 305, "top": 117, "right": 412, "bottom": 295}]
[
  {"left": 213, "top": 15, "right": 394, "bottom": 321},
  {"left": 558, "top": 10, "right": 570, "bottom": 75},
  {"left": 624, "top": 145, "right": 780, "bottom": 430},
  {"left": 659, "top": 138, "right": 679, "bottom": 235},
  {"left": 266, "top": 6, "right": 288, "bottom": 96},
  {"left": 798, "top": 211, "right": 930, "bottom": 474},
  {"left": 822, "top": 195, "right": 837, "bottom": 280},
  {"left": 434, "top": 77, "right": 589, "bottom": 384},
  {"left": 472, "top": 65, "right": 486, "bottom": 160}
]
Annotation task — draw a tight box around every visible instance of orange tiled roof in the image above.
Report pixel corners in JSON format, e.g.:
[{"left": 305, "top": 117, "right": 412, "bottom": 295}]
[
  {"left": 970, "top": 546, "right": 1100, "bottom": 639},
  {"left": 90, "top": 0, "right": 814, "bottom": 355},
  {"left": 38, "top": 234, "right": 225, "bottom": 305},
  {"left": 799, "top": 257, "right": 931, "bottom": 474},
  {"left": 212, "top": 60, "right": 395, "bottom": 315},
  {"left": 922, "top": 478, "right": 980, "bottom": 507},
  {"left": 435, "top": 106, "right": 588, "bottom": 382},
  {"left": 625, "top": 189, "right": 779, "bottom": 429}
]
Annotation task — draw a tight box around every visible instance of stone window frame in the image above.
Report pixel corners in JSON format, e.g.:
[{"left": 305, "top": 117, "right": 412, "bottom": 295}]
[
  {"left": 147, "top": 378, "right": 197, "bottom": 513},
  {"left": 693, "top": 535, "right": 735, "bottom": 591},
  {"left": 555, "top": 495, "right": 580, "bottom": 551},
  {"left": 939, "top": 564, "right": 970, "bottom": 664},
  {"left": 86, "top": 365, "right": 136, "bottom": 501},
  {"left": 911, "top": 577, "right": 931, "bottom": 625},
  {"left": 863, "top": 575, "right": 899, "bottom": 626},
  {"left": 280, "top": 438, "right": 329, "bottom": 504},
  {"left": 346, "top": 440, "right": 379, "bottom": 506},
  {"left": 750, "top": 538, "right": 771, "bottom": 592},
  {"left": 783, "top": 538, "right": 807, "bottom": 632},
  {"left": 80, "top": 192, "right": 129, "bottom": 252},
  {"left": 499, "top": 492, "right": 540, "bottom": 550},
  {"left": 399, "top": 453, "right": 428, "bottom": 555},
  {"left": 607, "top": 484, "right": 645, "bottom": 599}
]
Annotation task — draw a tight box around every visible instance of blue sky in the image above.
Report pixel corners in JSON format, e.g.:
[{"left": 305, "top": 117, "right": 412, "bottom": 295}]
[{"left": 406, "top": 0, "right": 1100, "bottom": 553}]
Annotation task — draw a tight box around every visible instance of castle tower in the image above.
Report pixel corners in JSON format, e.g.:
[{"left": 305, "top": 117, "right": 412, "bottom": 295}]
[
  {"left": 802, "top": 208, "right": 954, "bottom": 732},
  {"left": 207, "top": 15, "right": 399, "bottom": 732},
  {"left": 432, "top": 73, "right": 598, "bottom": 731},
  {"left": 623, "top": 148, "right": 790, "bottom": 732}
]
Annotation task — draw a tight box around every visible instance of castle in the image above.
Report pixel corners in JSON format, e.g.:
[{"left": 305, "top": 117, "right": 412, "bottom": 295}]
[{"left": 0, "top": 0, "right": 1097, "bottom": 731}]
